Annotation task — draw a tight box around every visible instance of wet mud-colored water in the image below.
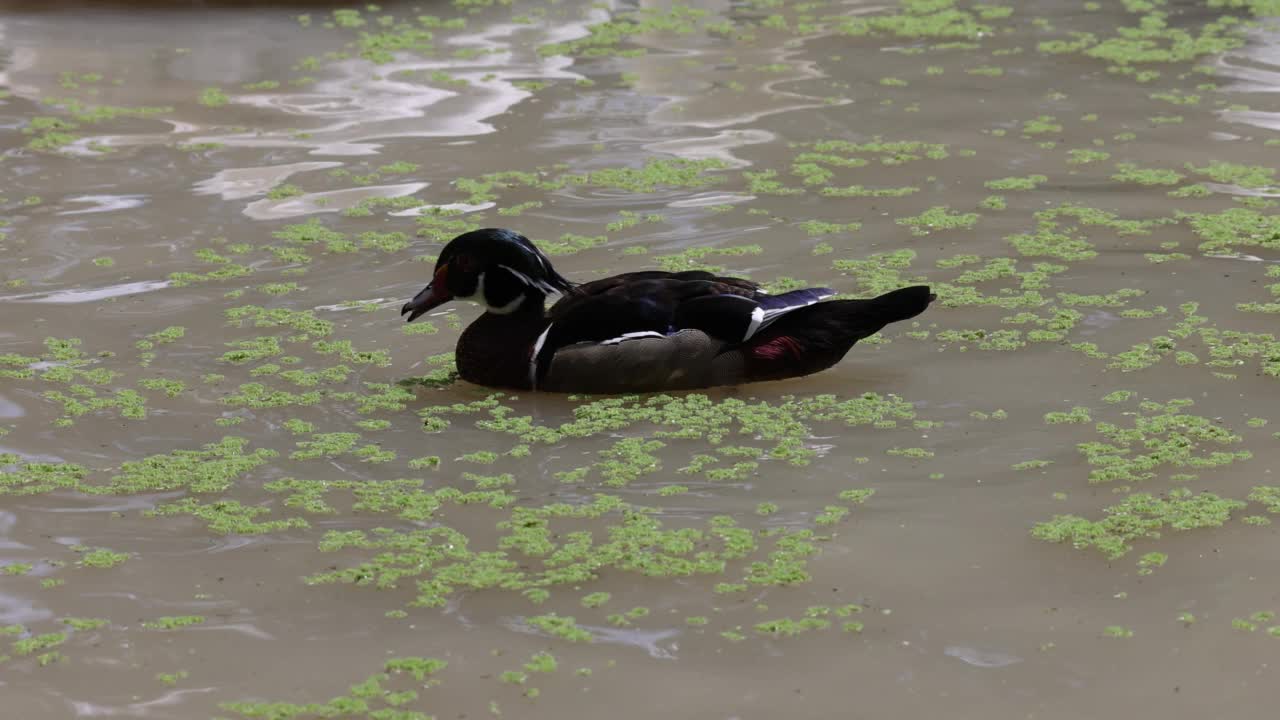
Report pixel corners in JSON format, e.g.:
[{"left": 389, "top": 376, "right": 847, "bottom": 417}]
[{"left": 3, "top": 1, "right": 1280, "bottom": 717}]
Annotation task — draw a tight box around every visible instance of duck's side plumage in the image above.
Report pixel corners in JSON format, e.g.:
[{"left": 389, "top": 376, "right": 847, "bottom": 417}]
[
  {"left": 528, "top": 271, "right": 836, "bottom": 388},
  {"left": 533, "top": 284, "right": 933, "bottom": 392},
  {"left": 402, "top": 228, "right": 936, "bottom": 393}
]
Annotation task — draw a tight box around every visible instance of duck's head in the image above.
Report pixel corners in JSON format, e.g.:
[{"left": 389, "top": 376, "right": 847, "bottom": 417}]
[{"left": 401, "top": 228, "right": 573, "bottom": 322}]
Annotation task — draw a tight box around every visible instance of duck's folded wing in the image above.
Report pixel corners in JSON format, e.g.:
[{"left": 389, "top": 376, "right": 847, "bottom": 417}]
[
  {"left": 534, "top": 292, "right": 679, "bottom": 387},
  {"left": 673, "top": 287, "right": 836, "bottom": 342},
  {"left": 539, "top": 330, "right": 742, "bottom": 393},
  {"left": 535, "top": 276, "right": 835, "bottom": 388},
  {"left": 533, "top": 279, "right": 743, "bottom": 387}
]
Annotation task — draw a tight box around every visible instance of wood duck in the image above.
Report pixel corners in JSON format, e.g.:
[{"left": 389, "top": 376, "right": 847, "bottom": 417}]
[{"left": 401, "top": 228, "right": 935, "bottom": 393}]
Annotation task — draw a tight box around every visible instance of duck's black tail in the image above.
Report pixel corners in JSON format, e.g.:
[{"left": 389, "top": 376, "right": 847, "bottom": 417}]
[
  {"left": 842, "top": 285, "right": 936, "bottom": 330},
  {"left": 742, "top": 286, "right": 935, "bottom": 381}
]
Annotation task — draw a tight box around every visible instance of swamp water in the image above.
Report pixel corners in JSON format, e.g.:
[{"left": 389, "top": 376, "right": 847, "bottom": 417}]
[{"left": 2, "top": 0, "right": 1280, "bottom": 717}]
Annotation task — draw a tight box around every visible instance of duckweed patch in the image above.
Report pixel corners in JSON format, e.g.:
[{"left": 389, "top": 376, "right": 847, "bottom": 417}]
[
  {"left": 1076, "top": 398, "right": 1250, "bottom": 484},
  {"left": 833, "top": 0, "right": 1005, "bottom": 40},
  {"left": 896, "top": 206, "right": 980, "bottom": 236},
  {"left": 222, "top": 656, "right": 447, "bottom": 719},
  {"left": 1112, "top": 163, "right": 1185, "bottom": 186},
  {"left": 76, "top": 547, "right": 130, "bottom": 568},
  {"left": 141, "top": 615, "right": 205, "bottom": 630},
  {"left": 170, "top": 393, "right": 926, "bottom": 611},
  {"left": 307, "top": 495, "right": 839, "bottom": 608},
  {"left": 61, "top": 618, "right": 108, "bottom": 631},
  {"left": 1034, "top": 488, "right": 1245, "bottom": 559},
  {"left": 1029, "top": 393, "right": 1267, "bottom": 559},
  {"left": 538, "top": 6, "right": 711, "bottom": 59},
  {"left": 985, "top": 174, "right": 1048, "bottom": 191}
]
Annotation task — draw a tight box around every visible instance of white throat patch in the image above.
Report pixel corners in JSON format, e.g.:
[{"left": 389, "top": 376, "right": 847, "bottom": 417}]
[{"left": 462, "top": 271, "right": 529, "bottom": 315}]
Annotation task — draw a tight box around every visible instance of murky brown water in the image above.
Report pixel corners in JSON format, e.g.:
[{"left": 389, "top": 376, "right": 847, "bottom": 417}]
[{"left": 4, "top": 1, "right": 1280, "bottom": 717}]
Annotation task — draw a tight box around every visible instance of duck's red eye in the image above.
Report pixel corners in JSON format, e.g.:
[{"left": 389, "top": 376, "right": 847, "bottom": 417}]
[{"left": 454, "top": 255, "right": 478, "bottom": 272}]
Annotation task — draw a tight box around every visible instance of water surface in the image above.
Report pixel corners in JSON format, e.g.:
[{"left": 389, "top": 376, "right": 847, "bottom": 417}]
[{"left": 3, "top": 1, "right": 1280, "bottom": 718}]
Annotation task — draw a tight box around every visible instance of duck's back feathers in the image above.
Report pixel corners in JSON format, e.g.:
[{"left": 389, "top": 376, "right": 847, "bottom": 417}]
[{"left": 564, "top": 270, "right": 760, "bottom": 300}]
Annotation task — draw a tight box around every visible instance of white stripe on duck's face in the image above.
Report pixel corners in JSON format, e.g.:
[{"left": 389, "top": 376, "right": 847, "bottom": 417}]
[
  {"left": 457, "top": 266, "right": 547, "bottom": 315},
  {"left": 479, "top": 273, "right": 526, "bottom": 315},
  {"left": 498, "top": 264, "right": 562, "bottom": 295}
]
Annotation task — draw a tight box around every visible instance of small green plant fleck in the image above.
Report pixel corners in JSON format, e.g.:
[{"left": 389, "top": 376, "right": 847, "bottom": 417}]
[
  {"left": 142, "top": 615, "right": 205, "bottom": 630},
  {"left": 62, "top": 617, "right": 109, "bottom": 631},
  {"left": 157, "top": 670, "right": 189, "bottom": 686},
  {"left": 524, "top": 651, "right": 557, "bottom": 673},
  {"left": 984, "top": 174, "right": 1047, "bottom": 191},
  {"left": 896, "top": 206, "right": 979, "bottom": 236},
  {"left": 1233, "top": 617, "right": 1258, "bottom": 632},
  {"left": 199, "top": 87, "right": 230, "bottom": 107},
  {"left": 77, "top": 547, "right": 129, "bottom": 568},
  {"left": 1137, "top": 552, "right": 1167, "bottom": 575}
]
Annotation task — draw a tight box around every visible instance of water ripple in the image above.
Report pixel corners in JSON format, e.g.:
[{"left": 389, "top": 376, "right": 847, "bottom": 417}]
[
  {"left": 193, "top": 162, "right": 343, "bottom": 201},
  {"left": 57, "top": 195, "right": 149, "bottom": 215},
  {"left": 0, "top": 280, "right": 172, "bottom": 304},
  {"left": 243, "top": 182, "right": 428, "bottom": 220}
]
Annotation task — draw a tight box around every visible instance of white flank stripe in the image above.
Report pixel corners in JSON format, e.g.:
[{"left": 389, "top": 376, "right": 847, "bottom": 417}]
[
  {"left": 743, "top": 306, "right": 766, "bottom": 341},
  {"left": 529, "top": 324, "right": 553, "bottom": 390},
  {"left": 600, "top": 331, "right": 666, "bottom": 346}
]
